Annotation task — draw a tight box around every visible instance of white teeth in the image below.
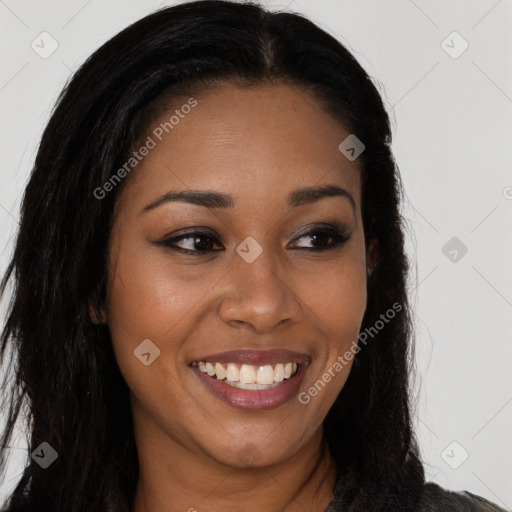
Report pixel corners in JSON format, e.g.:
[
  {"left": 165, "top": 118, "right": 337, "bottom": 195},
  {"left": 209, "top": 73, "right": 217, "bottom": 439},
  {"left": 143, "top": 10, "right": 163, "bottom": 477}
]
[
  {"left": 195, "top": 360, "right": 300, "bottom": 386},
  {"left": 215, "top": 363, "right": 226, "bottom": 380},
  {"left": 257, "top": 365, "right": 274, "bottom": 385},
  {"left": 226, "top": 363, "right": 239, "bottom": 382},
  {"left": 224, "top": 380, "right": 282, "bottom": 390},
  {"left": 239, "top": 364, "right": 256, "bottom": 384},
  {"left": 274, "top": 363, "right": 284, "bottom": 382}
]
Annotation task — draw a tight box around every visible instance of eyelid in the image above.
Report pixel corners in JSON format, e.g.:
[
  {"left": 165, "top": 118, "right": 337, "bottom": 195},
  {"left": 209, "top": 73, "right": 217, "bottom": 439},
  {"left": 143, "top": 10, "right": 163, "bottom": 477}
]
[
  {"left": 153, "top": 229, "right": 221, "bottom": 250},
  {"left": 290, "top": 220, "right": 349, "bottom": 239},
  {"left": 156, "top": 222, "right": 349, "bottom": 243}
]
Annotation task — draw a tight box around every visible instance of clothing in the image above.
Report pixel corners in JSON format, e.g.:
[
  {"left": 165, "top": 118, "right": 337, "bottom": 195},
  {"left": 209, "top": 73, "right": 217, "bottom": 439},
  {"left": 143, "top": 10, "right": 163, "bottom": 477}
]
[
  {"left": 324, "top": 478, "right": 509, "bottom": 511},
  {"left": 416, "top": 483, "right": 509, "bottom": 511}
]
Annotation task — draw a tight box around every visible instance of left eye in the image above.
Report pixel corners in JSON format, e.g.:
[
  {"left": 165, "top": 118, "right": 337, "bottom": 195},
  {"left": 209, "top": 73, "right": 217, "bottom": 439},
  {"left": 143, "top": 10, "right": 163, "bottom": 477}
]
[{"left": 289, "top": 228, "right": 351, "bottom": 250}]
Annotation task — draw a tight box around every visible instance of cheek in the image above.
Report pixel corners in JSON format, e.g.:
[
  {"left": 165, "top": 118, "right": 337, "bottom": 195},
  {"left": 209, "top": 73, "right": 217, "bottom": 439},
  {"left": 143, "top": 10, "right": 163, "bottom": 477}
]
[
  {"left": 293, "top": 243, "right": 367, "bottom": 408},
  {"left": 294, "top": 245, "right": 368, "bottom": 343},
  {"left": 104, "top": 245, "right": 210, "bottom": 431},
  {"left": 103, "top": 240, "right": 198, "bottom": 393},
  {"left": 105, "top": 236, "right": 207, "bottom": 348}
]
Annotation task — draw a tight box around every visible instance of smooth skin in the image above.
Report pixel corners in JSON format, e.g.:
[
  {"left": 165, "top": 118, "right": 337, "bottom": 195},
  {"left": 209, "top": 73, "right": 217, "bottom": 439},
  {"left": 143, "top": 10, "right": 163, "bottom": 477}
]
[{"left": 96, "top": 82, "right": 378, "bottom": 512}]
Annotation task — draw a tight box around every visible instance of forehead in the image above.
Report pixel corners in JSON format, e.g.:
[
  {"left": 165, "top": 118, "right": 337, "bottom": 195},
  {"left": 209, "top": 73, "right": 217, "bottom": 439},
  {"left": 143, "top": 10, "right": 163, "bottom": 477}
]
[{"left": 117, "top": 82, "right": 361, "bottom": 213}]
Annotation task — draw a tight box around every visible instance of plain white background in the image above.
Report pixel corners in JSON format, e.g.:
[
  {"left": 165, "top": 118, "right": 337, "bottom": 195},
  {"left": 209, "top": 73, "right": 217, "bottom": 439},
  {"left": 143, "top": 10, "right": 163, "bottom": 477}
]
[{"left": 1, "top": 0, "right": 511, "bottom": 508}]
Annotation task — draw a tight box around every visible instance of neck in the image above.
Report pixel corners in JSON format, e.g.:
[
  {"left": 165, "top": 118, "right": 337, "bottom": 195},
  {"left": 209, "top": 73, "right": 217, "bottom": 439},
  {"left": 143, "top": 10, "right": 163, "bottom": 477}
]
[{"left": 131, "top": 417, "right": 337, "bottom": 512}]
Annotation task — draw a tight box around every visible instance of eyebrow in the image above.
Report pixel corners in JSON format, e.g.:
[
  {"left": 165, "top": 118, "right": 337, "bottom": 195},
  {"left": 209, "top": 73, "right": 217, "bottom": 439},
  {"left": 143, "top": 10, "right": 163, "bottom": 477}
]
[{"left": 140, "top": 184, "right": 356, "bottom": 214}]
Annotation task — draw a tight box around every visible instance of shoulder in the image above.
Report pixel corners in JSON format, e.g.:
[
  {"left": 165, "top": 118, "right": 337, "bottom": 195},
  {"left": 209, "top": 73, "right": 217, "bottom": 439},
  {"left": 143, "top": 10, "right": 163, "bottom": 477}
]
[
  {"left": 324, "top": 478, "right": 509, "bottom": 512},
  {"left": 417, "top": 482, "right": 509, "bottom": 511}
]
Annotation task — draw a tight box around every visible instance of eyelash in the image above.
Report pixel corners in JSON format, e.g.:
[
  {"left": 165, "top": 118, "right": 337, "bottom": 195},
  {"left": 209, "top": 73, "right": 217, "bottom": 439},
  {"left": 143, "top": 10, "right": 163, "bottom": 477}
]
[{"left": 154, "top": 223, "right": 352, "bottom": 256}]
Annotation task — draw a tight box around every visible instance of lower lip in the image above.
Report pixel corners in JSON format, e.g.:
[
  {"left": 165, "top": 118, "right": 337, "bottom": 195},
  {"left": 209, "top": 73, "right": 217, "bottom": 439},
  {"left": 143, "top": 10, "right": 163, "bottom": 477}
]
[{"left": 192, "top": 365, "right": 308, "bottom": 411}]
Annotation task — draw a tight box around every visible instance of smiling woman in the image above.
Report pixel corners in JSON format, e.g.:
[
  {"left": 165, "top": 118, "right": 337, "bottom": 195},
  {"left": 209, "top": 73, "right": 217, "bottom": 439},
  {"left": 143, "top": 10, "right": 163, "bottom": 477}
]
[{"left": 0, "top": 1, "right": 507, "bottom": 512}]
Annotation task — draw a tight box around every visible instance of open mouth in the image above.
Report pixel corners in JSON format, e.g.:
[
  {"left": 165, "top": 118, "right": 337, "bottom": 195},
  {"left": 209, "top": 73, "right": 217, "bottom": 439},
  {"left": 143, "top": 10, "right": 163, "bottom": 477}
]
[
  {"left": 191, "top": 361, "right": 300, "bottom": 390},
  {"left": 189, "top": 350, "right": 311, "bottom": 410}
]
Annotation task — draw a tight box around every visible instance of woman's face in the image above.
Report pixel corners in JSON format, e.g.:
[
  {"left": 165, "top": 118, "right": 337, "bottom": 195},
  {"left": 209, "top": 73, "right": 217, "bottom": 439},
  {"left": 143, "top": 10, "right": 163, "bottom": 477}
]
[{"left": 103, "top": 82, "right": 374, "bottom": 468}]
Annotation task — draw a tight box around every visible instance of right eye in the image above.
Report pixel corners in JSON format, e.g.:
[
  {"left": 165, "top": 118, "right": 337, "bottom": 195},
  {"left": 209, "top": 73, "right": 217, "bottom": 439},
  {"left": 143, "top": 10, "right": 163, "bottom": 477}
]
[{"left": 154, "top": 231, "right": 224, "bottom": 256}]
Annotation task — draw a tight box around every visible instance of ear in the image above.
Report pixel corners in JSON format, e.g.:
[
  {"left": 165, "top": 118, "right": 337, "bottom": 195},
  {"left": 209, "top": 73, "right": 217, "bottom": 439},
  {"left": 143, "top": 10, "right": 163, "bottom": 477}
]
[
  {"left": 88, "top": 292, "right": 107, "bottom": 324},
  {"left": 366, "top": 238, "right": 379, "bottom": 275},
  {"left": 89, "top": 303, "right": 107, "bottom": 324}
]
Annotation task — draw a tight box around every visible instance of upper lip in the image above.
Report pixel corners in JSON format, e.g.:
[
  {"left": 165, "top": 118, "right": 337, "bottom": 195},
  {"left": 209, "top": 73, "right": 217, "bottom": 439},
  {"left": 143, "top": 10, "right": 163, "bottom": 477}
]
[{"left": 190, "top": 348, "right": 311, "bottom": 367}]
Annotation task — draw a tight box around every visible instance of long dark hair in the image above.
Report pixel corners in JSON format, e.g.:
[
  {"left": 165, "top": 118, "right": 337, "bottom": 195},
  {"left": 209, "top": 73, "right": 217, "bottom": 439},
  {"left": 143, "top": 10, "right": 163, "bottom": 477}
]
[{"left": 0, "top": 1, "right": 424, "bottom": 510}]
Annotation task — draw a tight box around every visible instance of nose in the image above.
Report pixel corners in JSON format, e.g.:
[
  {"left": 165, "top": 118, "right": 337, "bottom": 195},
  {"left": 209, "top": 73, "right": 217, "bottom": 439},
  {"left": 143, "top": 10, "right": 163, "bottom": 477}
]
[{"left": 217, "top": 246, "right": 303, "bottom": 334}]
